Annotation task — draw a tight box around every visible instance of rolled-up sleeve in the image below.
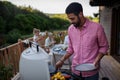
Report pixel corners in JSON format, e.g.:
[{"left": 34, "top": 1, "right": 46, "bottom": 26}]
[
  {"left": 66, "top": 27, "right": 74, "bottom": 54},
  {"left": 66, "top": 35, "right": 74, "bottom": 54},
  {"left": 97, "top": 25, "right": 109, "bottom": 54}
]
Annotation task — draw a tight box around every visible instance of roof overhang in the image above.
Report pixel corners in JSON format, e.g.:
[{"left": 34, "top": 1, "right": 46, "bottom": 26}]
[
  {"left": 89, "top": 0, "right": 111, "bottom": 6},
  {"left": 90, "top": 0, "right": 120, "bottom": 7}
]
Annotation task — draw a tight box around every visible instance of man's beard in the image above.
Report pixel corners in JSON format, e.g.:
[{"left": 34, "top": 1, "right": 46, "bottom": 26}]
[
  {"left": 73, "top": 22, "right": 80, "bottom": 28},
  {"left": 72, "top": 17, "right": 81, "bottom": 28}
]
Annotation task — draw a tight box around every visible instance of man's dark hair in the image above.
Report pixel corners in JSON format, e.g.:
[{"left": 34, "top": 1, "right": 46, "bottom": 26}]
[{"left": 65, "top": 2, "right": 83, "bottom": 15}]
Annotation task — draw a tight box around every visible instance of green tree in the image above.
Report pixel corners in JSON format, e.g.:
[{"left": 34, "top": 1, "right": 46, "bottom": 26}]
[
  {"left": 6, "top": 29, "right": 21, "bottom": 43},
  {"left": 0, "top": 17, "right": 5, "bottom": 33},
  {"left": 0, "top": 1, "right": 70, "bottom": 47}
]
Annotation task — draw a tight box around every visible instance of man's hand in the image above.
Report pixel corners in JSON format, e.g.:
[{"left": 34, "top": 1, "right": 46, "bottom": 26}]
[
  {"left": 56, "top": 60, "right": 64, "bottom": 69},
  {"left": 93, "top": 61, "right": 99, "bottom": 68},
  {"left": 56, "top": 53, "right": 72, "bottom": 69},
  {"left": 93, "top": 53, "right": 105, "bottom": 68}
]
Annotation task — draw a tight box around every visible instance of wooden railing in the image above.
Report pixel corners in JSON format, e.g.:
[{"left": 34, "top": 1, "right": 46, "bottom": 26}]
[
  {"left": 0, "top": 42, "right": 23, "bottom": 73},
  {"left": 0, "top": 38, "right": 32, "bottom": 79}
]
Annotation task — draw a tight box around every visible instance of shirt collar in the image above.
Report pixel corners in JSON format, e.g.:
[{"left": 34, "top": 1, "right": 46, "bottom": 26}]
[
  {"left": 83, "top": 18, "right": 89, "bottom": 29},
  {"left": 72, "top": 18, "right": 90, "bottom": 29}
]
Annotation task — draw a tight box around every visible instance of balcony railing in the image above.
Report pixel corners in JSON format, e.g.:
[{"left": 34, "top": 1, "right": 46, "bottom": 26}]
[{"left": 0, "top": 38, "right": 32, "bottom": 80}]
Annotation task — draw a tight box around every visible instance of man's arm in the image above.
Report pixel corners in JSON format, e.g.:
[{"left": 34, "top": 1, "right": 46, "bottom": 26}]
[
  {"left": 94, "top": 25, "right": 109, "bottom": 66},
  {"left": 93, "top": 53, "right": 105, "bottom": 67},
  {"left": 56, "top": 52, "right": 72, "bottom": 69}
]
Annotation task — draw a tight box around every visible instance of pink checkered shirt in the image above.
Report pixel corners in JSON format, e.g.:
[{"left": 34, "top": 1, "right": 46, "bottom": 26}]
[{"left": 66, "top": 19, "right": 109, "bottom": 77}]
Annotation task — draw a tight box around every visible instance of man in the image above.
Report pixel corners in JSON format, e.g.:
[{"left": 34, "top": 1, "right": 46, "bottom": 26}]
[{"left": 56, "top": 2, "right": 109, "bottom": 80}]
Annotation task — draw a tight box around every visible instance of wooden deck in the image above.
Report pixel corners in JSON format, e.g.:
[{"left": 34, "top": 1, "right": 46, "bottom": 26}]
[
  {"left": 1, "top": 39, "right": 119, "bottom": 80},
  {"left": 11, "top": 55, "right": 120, "bottom": 80},
  {"left": 99, "top": 55, "right": 120, "bottom": 80}
]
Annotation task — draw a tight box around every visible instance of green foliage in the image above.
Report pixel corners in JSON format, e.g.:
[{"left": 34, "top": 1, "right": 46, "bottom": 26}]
[
  {"left": 0, "top": 1, "right": 70, "bottom": 47},
  {"left": 0, "top": 64, "right": 13, "bottom": 80},
  {"left": 48, "top": 14, "right": 68, "bottom": 20},
  {"left": 52, "top": 17, "right": 70, "bottom": 30},
  {"left": 86, "top": 16, "right": 93, "bottom": 20},
  {"left": 0, "top": 16, "right": 5, "bottom": 33},
  {"left": 21, "top": 34, "right": 33, "bottom": 40},
  {"left": 6, "top": 29, "right": 21, "bottom": 43},
  {"left": 92, "top": 17, "right": 99, "bottom": 22},
  {"left": 86, "top": 16, "right": 99, "bottom": 22},
  {"left": 54, "top": 36, "right": 61, "bottom": 44}
]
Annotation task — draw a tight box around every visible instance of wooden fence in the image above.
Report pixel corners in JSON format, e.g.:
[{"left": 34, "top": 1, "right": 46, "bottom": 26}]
[
  {"left": 0, "top": 38, "right": 32, "bottom": 79},
  {"left": 0, "top": 42, "right": 23, "bottom": 74}
]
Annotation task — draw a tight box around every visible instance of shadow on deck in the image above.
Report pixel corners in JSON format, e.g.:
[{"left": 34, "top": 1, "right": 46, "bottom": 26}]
[{"left": 99, "top": 55, "right": 120, "bottom": 80}]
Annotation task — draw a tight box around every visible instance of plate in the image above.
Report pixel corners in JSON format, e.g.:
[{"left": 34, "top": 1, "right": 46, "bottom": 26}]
[
  {"left": 53, "top": 47, "right": 62, "bottom": 52},
  {"left": 59, "top": 50, "right": 66, "bottom": 55},
  {"left": 75, "top": 63, "right": 97, "bottom": 72},
  {"left": 54, "top": 47, "right": 61, "bottom": 51}
]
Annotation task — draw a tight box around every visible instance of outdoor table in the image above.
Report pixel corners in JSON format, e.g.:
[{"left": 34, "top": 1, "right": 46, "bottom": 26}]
[{"left": 50, "top": 44, "right": 71, "bottom": 70}]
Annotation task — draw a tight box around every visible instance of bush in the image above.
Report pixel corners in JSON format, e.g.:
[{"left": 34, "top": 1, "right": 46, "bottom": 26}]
[
  {"left": 6, "top": 29, "right": 21, "bottom": 43},
  {"left": 0, "top": 64, "right": 13, "bottom": 80},
  {"left": 21, "top": 34, "right": 33, "bottom": 40},
  {"left": 54, "top": 36, "right": 60, "bottom": 44}
]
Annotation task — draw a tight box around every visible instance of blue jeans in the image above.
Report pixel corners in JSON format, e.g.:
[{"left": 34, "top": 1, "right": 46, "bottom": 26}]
[
  {"left": 84, "top": 72, "right": 99, "bottom": 80},
  {"left": 72, "top": 72, "right": 99, "bottom": 80}
]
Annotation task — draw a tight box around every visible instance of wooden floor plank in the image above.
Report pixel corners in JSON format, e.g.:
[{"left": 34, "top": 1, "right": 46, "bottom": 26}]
[
  {"left": 101, "top": 58, "right": 114, "bottom": 80},
  {"left": 104, "top": 56, "right": 120, "bottom": 80},
  {"left": 100, "top": 55, "right": 120, "bottom": 80}
]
